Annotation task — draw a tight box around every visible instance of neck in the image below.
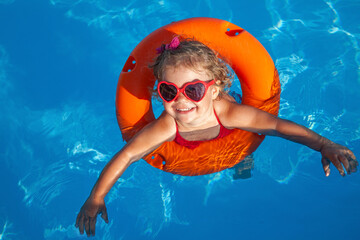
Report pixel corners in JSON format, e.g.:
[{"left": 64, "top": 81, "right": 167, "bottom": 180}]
[{"left": 176, "top": 106, "right": 218, "bottom": 132}]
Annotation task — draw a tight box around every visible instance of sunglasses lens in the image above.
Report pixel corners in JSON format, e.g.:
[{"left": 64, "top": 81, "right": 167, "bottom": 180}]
[
  {"left": 159, "top": 83, "right": 177, "bottom": 102},
  {"left": 185, "top": 82, "right": 205, "bottom": 101}
]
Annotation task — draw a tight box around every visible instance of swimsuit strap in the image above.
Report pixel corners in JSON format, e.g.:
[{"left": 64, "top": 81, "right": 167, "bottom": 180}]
[
  {"left": 214, "top": 109, "right": 234, "bottom": 138},
  {"left": 214, "top": 109, "right": 221, "bottom": 124}
]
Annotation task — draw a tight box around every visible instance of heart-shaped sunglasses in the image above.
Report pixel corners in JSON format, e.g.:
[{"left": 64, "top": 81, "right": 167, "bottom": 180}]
[{"left": 157, "top": 80, "right": 215, "bottom": 103}]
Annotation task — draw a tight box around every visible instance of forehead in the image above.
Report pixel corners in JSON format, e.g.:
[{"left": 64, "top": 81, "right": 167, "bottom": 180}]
[{"left": 162, "top": 65, "right": 212, "bottom": 86}]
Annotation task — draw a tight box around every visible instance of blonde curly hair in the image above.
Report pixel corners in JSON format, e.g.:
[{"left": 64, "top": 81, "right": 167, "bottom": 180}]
[{"left": 150, "top": 38, "right": 233, "bottom": 97}]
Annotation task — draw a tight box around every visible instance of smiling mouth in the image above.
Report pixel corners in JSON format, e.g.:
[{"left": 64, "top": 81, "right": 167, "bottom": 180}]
[{"left": 176, "top": 107, "right": 195, "bottom": 113}]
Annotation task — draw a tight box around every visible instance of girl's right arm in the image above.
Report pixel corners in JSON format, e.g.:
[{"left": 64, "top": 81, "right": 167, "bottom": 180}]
[{"left": 75, "top": 112, "right": 175, "bottom": 236}]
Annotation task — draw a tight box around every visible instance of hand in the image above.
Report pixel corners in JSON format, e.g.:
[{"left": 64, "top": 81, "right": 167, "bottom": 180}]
[
  {"left": 75, "top": 196, "right": 109, "bottom": 236},
  {"left": 320, "top": 141, "right": 358, "bottom": 177}
]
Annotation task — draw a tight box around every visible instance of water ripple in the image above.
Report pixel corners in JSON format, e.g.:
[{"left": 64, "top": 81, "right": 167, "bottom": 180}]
[
  {"left": 275, "top": 53, "right": 308, "bottom": 89},
  {"left": 49, "top": 0, "right": 189, "bottom": 51},
  {"left": 0, "top": 46, "right": 12, "bottom": 103},
  {"left": 105, "top": 162, "right": 188, "bottom": 238},
  {"left": 0, "top": 220, "right": 16, "bottom": 240}
]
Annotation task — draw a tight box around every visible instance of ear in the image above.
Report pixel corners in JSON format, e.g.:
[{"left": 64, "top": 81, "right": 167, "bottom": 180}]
[{"left": 211, "top": 85, "right": 220, "bottom": 100}]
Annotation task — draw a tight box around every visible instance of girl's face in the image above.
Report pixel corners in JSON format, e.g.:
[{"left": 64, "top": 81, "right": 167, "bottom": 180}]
[{"left": 161, "top": 65, "right": 219, "bottom": 128}]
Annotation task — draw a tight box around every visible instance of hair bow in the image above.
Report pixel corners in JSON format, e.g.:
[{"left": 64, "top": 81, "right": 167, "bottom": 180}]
[{"left": 156, "top": 36, "right": 180, "bottom": 54}]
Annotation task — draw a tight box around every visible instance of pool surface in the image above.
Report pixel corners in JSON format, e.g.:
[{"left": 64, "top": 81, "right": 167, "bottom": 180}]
[{"left": 0, "top": 0, "right": 359, "bottom": 239}]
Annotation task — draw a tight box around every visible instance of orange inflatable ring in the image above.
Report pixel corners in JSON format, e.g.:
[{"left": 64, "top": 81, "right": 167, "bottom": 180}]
[{"left": 116, "top": 17, "right": 280, "bottom": 176}]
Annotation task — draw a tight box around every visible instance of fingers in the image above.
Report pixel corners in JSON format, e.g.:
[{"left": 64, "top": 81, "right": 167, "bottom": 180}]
[
  {"left": 90, "top": 217, "right": 97, "bottom": 236},
  {"left": 346, "top": 151, "right": 358, "bottom": 173},
  {"left": 101, "top": 206, "right": 109, "bottom": 223},
  {"left": 338, "top": 148, "right": 358, "bottom": 174},
  {"left": 329, "top": 154, "right": 347, "bottom": 176},
  {"left": 338, "top": 154, "right": 350, "bottom": 174},
  {"left": 75, "top": 212, "right": 81, "bottom": 228},
  {"left": 322, "top": 151, "right": 358, "bottom": 177},
  {"left": 349, "top": 158, "right": 359, "bottom": 173},
  {"left": 84, "top": 217, "right": 90, "bottom": 236},
  {"left": 75, "top": 213, "right": 85, "bottom": 235},
  {"left": 75, "top": 214, "right": 98, "bottom": 236},
  {"left": 347, "top": 150, "right": 356, "bottom": 161},
  {"left": 321, "top": 157, "right": 331, "bottom": 177}
]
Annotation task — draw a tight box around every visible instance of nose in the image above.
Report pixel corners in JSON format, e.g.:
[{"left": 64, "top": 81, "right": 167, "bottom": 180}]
[{"left": 174, "top": 92, "right": 188, "bottom": 102}]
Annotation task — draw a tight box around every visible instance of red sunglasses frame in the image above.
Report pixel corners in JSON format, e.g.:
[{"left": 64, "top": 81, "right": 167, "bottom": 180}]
[{"left": 157, "top": 79, "right": 215, "bottom": 103}]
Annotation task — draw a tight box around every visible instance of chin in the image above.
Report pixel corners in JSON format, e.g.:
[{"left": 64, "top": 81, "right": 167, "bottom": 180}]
[
  {"left": 175, "top": 112, "right": 194, "bottom": 122},
  {"left": 169, "top": 108, "right": 194, "bottom": 121}
]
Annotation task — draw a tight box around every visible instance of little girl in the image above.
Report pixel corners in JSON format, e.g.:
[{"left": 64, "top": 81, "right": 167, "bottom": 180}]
[{"left": 75, "top": 37, "right": 358, "bottom": 236}]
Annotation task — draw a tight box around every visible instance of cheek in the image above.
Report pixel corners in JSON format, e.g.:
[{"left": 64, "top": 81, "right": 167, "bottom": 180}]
[
  {"left": 203, "top": 90, "right": 215, "bottom": 103},
  {"left": 195, "top": 95, "right": 212, "bottom": 110},
  {"left": 205, "top": 90, "right": 217, "bottom": 106},
  {"left": 163, "top": 102, "right": 173, "bottom": 112}
]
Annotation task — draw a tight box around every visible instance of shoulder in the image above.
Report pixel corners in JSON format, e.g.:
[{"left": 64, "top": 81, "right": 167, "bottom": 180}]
[
  {"left": 213, "top": 94, "right": 264, "bottom": 129},
  {"left": 141, "top": 111, "right": 176, "bottom": 141},
  {"left": 123, "top": 111, "right": 177, "bottom": 162}
]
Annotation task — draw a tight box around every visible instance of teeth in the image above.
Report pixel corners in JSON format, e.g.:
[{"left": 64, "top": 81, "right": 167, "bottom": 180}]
[{"left": 177, "top": 107, "right": 193, "bottom": 112}]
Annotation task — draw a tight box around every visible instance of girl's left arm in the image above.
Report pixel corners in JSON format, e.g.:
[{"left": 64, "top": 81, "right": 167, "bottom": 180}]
[{"left": 223, "top": 103, "right": 358, "bottom": 176}]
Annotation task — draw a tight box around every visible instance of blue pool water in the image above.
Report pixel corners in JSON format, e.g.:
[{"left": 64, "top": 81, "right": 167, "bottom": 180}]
[{"left": 1, "top": 0, "right": 359, "bottom": 239}]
